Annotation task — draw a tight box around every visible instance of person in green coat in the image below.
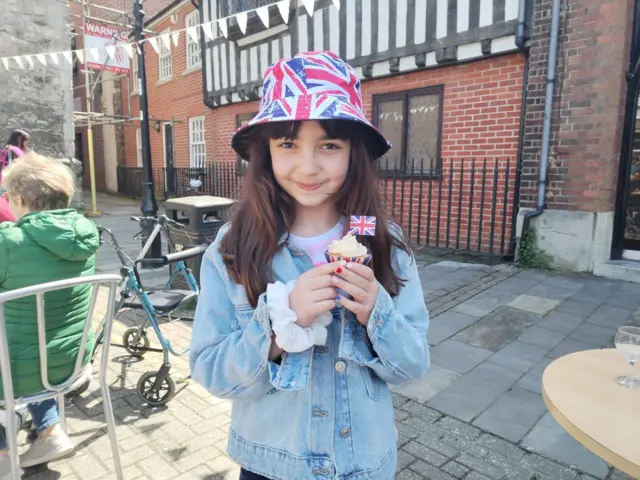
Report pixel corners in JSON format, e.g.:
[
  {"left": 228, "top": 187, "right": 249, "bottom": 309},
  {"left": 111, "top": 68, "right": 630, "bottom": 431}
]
[{"left": 0, "top": 153, "right": 100, "bottom": 477}]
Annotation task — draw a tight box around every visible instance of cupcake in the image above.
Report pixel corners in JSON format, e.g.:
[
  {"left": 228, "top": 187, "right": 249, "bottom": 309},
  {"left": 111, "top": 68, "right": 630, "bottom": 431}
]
[{"left": 325, "top": 233, "right": 372, "bottom": 265}]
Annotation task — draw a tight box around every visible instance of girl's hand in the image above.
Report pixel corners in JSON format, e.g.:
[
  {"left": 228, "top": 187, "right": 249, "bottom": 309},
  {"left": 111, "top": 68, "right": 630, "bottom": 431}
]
[
  {"left": 289, "top": 262, "right": 341, "bottom": 327},
  {"left": 332, "top": 261, "right": 379, "bottom": 326}
]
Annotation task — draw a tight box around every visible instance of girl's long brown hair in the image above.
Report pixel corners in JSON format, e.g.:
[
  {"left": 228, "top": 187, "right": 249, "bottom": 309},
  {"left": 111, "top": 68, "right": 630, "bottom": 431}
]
[{"left": 220, "top": 120, "right": 411, "bottom": 307}]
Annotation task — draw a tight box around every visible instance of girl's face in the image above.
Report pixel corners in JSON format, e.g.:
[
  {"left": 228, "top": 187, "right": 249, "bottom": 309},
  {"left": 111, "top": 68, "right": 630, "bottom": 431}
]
[{"left": 269, "top": 121, "right": 351, "bottom": 209}]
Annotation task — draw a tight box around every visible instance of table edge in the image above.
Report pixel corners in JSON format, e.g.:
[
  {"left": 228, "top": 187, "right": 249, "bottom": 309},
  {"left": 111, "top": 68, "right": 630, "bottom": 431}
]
[{"left": 542, "top": 378, "right": 640, "bottom": 479}]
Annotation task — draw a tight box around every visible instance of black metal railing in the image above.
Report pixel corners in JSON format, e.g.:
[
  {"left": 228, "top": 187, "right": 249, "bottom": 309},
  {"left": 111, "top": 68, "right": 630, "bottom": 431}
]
[{"left": 117, "top": 158, "right": 517, "bottom": 260}]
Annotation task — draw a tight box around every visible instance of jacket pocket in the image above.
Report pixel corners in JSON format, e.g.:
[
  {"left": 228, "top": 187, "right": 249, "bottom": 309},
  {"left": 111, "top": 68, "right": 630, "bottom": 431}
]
[
  {"left": 360, "top": 365, "right": 382, "bottom": 401},
  {"left": 231, "top": 306, "right": 253, "bottom": 330}
]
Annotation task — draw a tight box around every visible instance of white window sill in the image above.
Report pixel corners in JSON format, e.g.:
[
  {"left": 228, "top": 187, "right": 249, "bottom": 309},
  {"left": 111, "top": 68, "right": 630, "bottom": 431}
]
[
  {"left": 183, "top": 65, "right": 202, "bottom": 76},
  {"left": 156, "top": 77, "right": 172, "bottom": 86},
  {"left": 131, "top": 90, "right": 139, "bottom": 96}
]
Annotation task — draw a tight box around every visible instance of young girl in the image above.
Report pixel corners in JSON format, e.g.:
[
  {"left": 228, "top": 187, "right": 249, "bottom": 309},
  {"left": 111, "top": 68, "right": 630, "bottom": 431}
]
[{"left": 190, "top": 51, "right": 430, "bottom": 480}]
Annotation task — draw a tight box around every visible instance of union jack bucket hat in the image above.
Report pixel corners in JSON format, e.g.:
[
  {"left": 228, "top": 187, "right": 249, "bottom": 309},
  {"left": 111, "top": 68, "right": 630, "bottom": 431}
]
[{"left": 231, "top": 51, "right": 391, "bottom": 160}]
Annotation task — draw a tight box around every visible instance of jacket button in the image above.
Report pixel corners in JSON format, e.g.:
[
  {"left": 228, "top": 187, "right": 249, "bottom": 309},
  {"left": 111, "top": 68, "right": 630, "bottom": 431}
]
[
  {"left": 339, "top": 427, "right": 351, "bottom": 437},
  {"left": 335, "top": 361, "right": 346, "bottom": 372}
]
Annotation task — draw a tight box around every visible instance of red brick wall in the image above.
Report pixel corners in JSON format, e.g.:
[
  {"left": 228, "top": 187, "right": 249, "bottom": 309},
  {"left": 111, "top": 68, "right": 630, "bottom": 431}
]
[
  {"left": 519, "top": 0, "right": 636, "bottom": 213},
  {"left": 122, "top": 49, "right": 523, "bottom": 252},
  {"left": 122, "top": 2, "right": 211, "bottom": 171}
]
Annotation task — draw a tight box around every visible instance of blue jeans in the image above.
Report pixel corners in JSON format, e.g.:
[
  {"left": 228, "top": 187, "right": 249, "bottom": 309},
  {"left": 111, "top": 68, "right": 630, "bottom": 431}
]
[{"left": 0, "top": 399, "right": 59, "bottom": 449}]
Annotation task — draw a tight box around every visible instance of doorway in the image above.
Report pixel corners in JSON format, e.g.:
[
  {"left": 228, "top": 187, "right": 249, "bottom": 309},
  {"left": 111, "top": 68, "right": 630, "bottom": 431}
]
[
  {"left": 163, "top": 122, "right": 175, "bottom": 195},
  {"left": 612, "top": 0, "right": 640, "bottom": 260}
]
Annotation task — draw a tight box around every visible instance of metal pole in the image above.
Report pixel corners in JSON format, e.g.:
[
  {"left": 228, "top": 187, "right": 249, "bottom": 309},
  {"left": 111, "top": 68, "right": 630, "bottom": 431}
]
[
  {"left": 82, "top": 0, "right": 100, "bottom": 216},
  {"left": 133, "top": 0, "right": 162, "bottom": 259}
]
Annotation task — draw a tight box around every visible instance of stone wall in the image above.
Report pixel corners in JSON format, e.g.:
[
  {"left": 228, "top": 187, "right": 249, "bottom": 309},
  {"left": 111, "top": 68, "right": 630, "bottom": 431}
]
[
  {"left": 0, "top": 0, "right": 81, "bottom": 209},
  {"left": 0, "top": 0, "right": 74, "bottom": 158}
]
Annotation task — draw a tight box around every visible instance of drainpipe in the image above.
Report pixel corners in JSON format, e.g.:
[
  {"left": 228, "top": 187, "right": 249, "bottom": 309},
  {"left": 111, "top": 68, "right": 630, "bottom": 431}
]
[
  {"left": 191, "top": 0, "right": 216, "bottom": 108},
  {"left": 508, "top": 0, "right": 531, "bottom": 256},
  {"left": 520, "top": 0, "right": 562, "bottom": 244},
  {"left": 515, "top": 0, "right": 530, "bottom": 50}
]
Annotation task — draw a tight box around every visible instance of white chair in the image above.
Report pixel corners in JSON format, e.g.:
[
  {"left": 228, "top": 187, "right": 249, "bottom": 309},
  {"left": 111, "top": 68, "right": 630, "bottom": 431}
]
[{"left": 0, "top": 274, "right": 123, "bottom": 480}]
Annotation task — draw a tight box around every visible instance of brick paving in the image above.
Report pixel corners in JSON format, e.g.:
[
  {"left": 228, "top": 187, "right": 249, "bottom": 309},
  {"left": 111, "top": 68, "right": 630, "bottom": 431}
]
[{"left": 15, "top": 193, "right": 638, "bottom": 479}]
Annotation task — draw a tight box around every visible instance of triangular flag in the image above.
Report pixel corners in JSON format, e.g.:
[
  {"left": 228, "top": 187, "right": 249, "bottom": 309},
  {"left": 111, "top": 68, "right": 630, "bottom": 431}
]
[
  {"left": 160, "top": 33, "right": 171, "bottom": 50},
  {"left": 74, "top": 50, "right": 84, "bottom": 64},
  {"left": 49, "top": 52, "right": 60, "bottom": 65},
  {"left": 123, "top": 43, "right": 134, "bottom": 58},
  {"left": 277, "top": 0, "right": 291, "bottom": 24},
  {"left": 24, "top": 55, "right": 34, "bottom": 68},
  {"left": 332, "top": 0, "right": 340, "bottom": 8},
  {"left": 135, "top": 42, "right": 142, "bottom": 55},
  {"left": 202, "top": 22, "right": 214, "bottom": 40},
  {"left": 105, "top": 45, "right": 116, "bottom": 59},
  {"left": 1, "top": 58, "right": 8, "bottom": 70},
  {"left": 236, "top": 12, "right": 248, "bottom": 34},
  {"left": 62, "top": 51, "right": 73, "bottom": 64},
  {"left": 257, "top": 6, "right": 270, "bottom": 28},
  {"left": 13, "top": 57, "right": 23, "bottom": 69},
  {"left": 302, "top": 0, "right": 314, "bottom": 17},
  {"left": 148, "top": 37, "right": 160, "bottom": 53},
  {"left": 218, "top": 18, "right": 228, "bottom": 38},
  {"left": 89, "top": 48, "right": 100, "bottom": 61},
  {"left": 187, "top": 26, "right": 199, "bottom": 43},
  {"left": 36, "top": 54, "right": 47, "bottom": 66},
  {"left": 171, "top": 31, "right": 180, "bottom": 47}
]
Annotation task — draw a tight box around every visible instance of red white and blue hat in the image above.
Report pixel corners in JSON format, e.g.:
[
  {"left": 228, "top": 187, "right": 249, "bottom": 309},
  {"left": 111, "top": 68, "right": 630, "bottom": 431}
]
[{"left": 231, "top": 51, "right": 391, "bottom": 160}]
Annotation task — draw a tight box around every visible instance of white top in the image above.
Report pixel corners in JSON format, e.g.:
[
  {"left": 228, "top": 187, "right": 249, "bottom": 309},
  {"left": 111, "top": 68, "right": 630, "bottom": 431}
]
[{"left": 288, "top": 220, "right": 344, "bottom": 266}]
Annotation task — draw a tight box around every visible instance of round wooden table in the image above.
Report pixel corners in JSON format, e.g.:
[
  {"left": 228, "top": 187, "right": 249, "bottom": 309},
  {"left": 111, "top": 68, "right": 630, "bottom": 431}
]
[{"left": 542, "top": 348, "right": 640, "bottom": 478}]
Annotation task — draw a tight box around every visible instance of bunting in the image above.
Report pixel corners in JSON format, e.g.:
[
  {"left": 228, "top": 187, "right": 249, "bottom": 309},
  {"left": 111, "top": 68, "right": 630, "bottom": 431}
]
[{"left": 0, "top": 0, "right": 340, "bottom": 71}]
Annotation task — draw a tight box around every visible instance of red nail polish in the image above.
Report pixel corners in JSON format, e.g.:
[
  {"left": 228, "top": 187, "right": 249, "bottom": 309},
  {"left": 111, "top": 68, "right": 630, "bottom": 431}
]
[{"left": 336, "top": 267, "right": 343, "bottom": 274}]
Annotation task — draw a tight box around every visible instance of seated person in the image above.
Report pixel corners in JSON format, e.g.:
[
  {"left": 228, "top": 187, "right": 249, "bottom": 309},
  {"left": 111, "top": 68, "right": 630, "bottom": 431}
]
[{"left": 0, "top": 153, "right": 100, "bottom": 477}]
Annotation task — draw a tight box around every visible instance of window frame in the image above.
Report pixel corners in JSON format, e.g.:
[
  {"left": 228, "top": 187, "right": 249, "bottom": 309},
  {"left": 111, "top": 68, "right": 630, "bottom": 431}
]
[
  {"left": 372, "top": 85, "right": 444, "bottom": 177},
  {"left": 158, "top": 28, "right": 173, "bottom": 82},
  {"left": 185, "top": 11, "right": 202, "bottom": 71},
  {"left": 236, "top": 112, "right": 256, "bottom": 175},
  {"left": 188, "top": 116, "right": 207, "bottom": 168},
  {"left": 135, "top": 128, "right": 143, "bottom": 167},
  {"left": 131, "top": 51, "right": 139, "bottom": 94}
]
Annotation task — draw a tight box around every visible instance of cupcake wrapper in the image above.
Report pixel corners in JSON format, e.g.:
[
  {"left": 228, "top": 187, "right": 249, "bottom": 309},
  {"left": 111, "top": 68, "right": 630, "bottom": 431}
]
[{"left": 324, "top": 251, "right": 372, "bottom": 266}]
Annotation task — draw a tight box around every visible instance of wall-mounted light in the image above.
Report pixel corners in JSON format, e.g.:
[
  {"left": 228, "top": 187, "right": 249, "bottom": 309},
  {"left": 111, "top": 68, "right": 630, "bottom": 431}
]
[{"left": 154, "top": 119, "right": 161, "bottom": 132}]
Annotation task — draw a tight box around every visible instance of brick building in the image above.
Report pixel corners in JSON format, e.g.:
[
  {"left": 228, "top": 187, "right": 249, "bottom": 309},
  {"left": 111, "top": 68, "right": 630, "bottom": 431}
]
[
  {"left": 118, "top": 0, "right": 525, "bottom": 256},
  {"left": 516, "top": 0, "right": 640, "bottom": 278},
  {"left": 70, "top": 0, "right": 170, "bottom": 194}
]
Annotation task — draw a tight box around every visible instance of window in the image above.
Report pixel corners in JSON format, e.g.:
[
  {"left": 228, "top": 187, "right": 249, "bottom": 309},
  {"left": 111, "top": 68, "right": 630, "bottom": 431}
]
[
  {"left": 136, "top": 128, "right": 143, "bottom": 167},
  {"left": 158, "top": 28, "right": 172, "bottom": 81},
  {"left": 236, "top": 112, "right": 256, "bottom": 174},
  {"left": 189, "top": 117, "right": 206, "bottom": 167},
  {"left": 131, "top": 51, "right": 139, "bottom": 94},
  {"left": 185, "top": 11, "right": 202, "bottom": 70},
  {"left": 373, "top": 85, "right": 444, "bottom": 174},
  {"left": 221, "top": 0, "right": 272, "bottom": 16}
]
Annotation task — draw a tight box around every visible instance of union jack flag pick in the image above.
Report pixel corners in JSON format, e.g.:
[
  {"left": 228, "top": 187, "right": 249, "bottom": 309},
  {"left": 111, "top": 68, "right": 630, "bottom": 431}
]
[{"left": 349, "top": 215, "right": 376, "bottom": 236}]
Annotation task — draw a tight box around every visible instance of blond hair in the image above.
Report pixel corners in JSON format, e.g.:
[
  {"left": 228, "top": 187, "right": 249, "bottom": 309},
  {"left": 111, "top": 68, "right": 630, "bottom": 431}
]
[{"left": 1, "top": 153, "right": 74, "bottom": 211}]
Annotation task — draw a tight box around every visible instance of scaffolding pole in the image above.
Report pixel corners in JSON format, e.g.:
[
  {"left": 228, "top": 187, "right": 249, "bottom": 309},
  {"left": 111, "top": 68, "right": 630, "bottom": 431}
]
[{"left": 81, "top": 0, "right": 99, "bottom": 215}]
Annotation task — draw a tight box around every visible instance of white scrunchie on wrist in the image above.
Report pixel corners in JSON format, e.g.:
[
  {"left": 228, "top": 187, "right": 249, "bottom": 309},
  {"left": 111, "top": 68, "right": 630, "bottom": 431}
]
[{"left": 266, "top": 280, "right": 332, "bottom": 353}]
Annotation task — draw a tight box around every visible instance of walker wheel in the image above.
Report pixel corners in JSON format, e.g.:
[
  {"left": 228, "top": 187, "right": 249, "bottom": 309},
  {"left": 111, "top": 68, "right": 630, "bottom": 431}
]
[
  {"left": 123, "top": 327, "right": 149, "bottom": 357},
  {"left": 66, "top": 379, "right": 91, "bottom": 398},
  {"left": 136, "top": 371, "right": 176, "bottom": 407}
]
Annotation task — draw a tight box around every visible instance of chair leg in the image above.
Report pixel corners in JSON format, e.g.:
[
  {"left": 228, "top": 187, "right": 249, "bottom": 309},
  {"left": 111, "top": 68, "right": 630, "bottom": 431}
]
[
  {"left": 5, "top": 409, "right": 21, "bottom": 480},
  {"left": 57, "top": 394, "right": 66, "bottom": 433},
  {"left": 100, "top": 379, "right": 123, "bottom": 480}
]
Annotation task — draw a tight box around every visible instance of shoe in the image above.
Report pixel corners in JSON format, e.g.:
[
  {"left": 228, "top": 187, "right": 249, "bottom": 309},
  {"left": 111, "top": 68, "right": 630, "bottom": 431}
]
[
  {"left": 19, "top": 429, "right": 73, "bottom": 468},
  {"left": 0, "top": 453, "right": 23, "bottom": 479}
]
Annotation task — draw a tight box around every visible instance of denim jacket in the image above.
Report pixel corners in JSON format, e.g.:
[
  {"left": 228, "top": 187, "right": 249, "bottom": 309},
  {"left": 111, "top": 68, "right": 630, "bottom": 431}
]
[{"left": 190, "top": 224, "right": 430, "bottom": 480}]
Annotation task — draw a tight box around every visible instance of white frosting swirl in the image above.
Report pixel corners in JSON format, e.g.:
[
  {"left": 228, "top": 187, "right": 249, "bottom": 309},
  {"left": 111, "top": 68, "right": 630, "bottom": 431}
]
[{"left": 328, "top": 233, "right": 368, "bottom": 257}]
